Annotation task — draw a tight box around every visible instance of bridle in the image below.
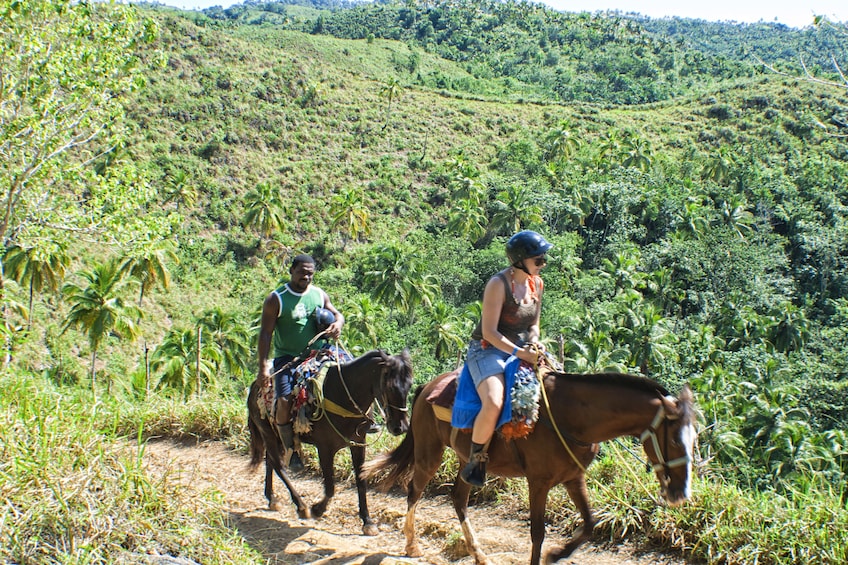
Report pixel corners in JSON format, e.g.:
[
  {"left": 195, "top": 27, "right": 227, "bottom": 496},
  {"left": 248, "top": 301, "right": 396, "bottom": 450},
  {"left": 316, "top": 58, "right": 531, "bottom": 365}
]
[
  {"left": 374, "top": 366, "right": 410, "bottom": 422},
  {"left": 639, "top": 402, "right": 691, "bottom": 477}
]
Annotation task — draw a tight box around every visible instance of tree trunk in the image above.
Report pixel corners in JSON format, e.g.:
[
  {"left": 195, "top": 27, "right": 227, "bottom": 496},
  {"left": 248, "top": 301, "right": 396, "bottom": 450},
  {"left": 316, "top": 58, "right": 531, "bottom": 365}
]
[
  {"left": 90, "top": 349, "right": 98, "bottom": 398},
  {"left": 195, "top": 326, "right": 202, "bottom": 398}
]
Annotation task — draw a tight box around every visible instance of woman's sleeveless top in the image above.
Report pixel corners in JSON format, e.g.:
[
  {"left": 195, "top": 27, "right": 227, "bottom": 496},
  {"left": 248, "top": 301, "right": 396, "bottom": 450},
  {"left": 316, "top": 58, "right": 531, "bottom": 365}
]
[{"left": 471, "top": 270, "right": 542, "bottom": 345}]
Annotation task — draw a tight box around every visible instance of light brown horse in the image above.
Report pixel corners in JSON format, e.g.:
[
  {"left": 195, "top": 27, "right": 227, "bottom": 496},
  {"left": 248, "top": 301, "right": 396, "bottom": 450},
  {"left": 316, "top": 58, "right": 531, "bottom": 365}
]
[
  {"left": 364, "top": 369, "right": 696, "bottom": 565},
  {"left": 247, "top": 349, "right": 414, "bottom": 535}
]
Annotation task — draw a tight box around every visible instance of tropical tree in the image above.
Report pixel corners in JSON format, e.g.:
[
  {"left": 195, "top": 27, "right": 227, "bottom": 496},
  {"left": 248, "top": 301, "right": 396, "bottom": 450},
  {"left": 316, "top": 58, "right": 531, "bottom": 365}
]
[
  {"left": 490, "top": 183, "right": 545, "bottom": 234},
  {"left": 62, "top": 259, "right": 141, "bottom": 394},
  {"left": 543, "top": 120, "right": 582, "bottom": 163},
  {"left": 162, "top": 170, "right": 198, "bottom": 211},
  {"left": 379, "top": 76, "right": 403, "bottom": 130},
  {"left": 120, "top": 240, "right": 178, "bottom": 307},
  {"left": 330, "top": 187, "right": 371, "bottom": 245},
  {"left": 426, "top": 301, "right": 466, "bottom": 360},
  {"left": 715, "top": 195, "right": 755, "bottom": 238},
  {"left": 674, "top": 197, "right": 710, "bottom": 238},
  {"left": 446, "top": 197, "right": 487, "bottom": 242},
  {"left": 4, "top": 242, "right": 71, "bottom": 328},
  {"left": 619, "top": 132, "right": 653, "bottom": 171},
  {"left": 1, "top": 0, "right": 163, "bottom": 337},
  {"left": 243, "top": 181, "right": 287, "bottom": 238},
  {"left": 343, "top": 296, "right": 385, "bottom": 350},
  {"left": 151, "top": 327, "right": 220, "bottom": 399},
  {"left": 703, "top": 146, "right": 734, "bottom": 184},
  {"left": 618, "top": 303, "right": 677, "bottom": 375},
  {"left": 196, "top": 307, "right": 251, "bottom": 380},
  {"left": 363, "top": 243, "right": 439, "bottom": 321}
]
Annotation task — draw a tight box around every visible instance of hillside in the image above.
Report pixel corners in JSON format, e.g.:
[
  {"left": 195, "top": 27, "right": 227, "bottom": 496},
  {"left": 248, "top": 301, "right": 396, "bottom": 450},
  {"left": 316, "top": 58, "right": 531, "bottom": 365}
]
[{"left": 3, "top": 1, "right": 848, "bottom": 563}]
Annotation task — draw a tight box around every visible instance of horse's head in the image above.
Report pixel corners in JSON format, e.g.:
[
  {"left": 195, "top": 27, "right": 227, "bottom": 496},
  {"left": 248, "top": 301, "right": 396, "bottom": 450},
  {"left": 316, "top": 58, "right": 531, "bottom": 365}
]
[
  {"left": 641, "top": 384, "right": 696, "bottom": 506},
  {"left": 377, "top": 349, "right": 414, "bottom": 436}
]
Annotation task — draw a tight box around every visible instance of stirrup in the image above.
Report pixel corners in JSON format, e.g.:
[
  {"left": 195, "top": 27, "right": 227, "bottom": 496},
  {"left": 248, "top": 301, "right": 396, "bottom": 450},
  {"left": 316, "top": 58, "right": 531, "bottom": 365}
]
[
  {"left": 460, "top": 451, "right": 488, "bottom": 487},
  {"left": 283, "top": 447, "right": 304, "bottom": 472}
]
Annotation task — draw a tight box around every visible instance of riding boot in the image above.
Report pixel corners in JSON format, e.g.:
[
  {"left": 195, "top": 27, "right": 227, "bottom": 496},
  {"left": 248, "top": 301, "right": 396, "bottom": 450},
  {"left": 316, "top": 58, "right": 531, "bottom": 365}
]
[
  {"left": 460, "top": 441, "right": 489, "bottom": 487},
  {"left": 276, "top": 422, "right": 304, "bottom": 472}
]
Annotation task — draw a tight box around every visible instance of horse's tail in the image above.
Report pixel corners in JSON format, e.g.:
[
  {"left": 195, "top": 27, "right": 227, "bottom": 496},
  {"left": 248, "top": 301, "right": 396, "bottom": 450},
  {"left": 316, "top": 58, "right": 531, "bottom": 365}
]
[
  {"left": 246, "top": 380, "right": 266, "bottom": 470},
  {"left": 362, "top": 384, "right": 424, "bottom": 492}
]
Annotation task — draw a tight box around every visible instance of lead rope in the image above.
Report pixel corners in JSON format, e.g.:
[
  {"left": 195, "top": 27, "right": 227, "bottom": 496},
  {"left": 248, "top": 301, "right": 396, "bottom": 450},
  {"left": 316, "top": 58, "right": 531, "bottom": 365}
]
[{"left": 531, "top": 346, "right": 658, "bottom": 508}]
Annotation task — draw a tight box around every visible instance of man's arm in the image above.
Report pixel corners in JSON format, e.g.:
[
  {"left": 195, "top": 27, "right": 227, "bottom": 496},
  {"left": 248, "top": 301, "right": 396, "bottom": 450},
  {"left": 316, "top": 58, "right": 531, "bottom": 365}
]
[
  {"left": 322, "top": 291, "right": 344, "bottom": 339},
  {"left": 257, "top": 292, "right": 279, "bottom": 385}
]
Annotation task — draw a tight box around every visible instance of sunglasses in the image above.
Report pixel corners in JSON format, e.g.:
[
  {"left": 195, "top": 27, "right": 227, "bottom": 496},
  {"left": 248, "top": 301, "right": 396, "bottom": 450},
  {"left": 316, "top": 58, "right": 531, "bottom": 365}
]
[{"left": 532, "top": 256, "right": 547, "bottom": 266}]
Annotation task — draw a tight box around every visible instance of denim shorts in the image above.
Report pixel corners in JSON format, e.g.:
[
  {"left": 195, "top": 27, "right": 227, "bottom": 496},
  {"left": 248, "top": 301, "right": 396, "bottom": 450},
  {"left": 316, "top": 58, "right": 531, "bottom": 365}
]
[
  {"left": 466, "top": 339, "right": 511, "bottom": 388},
  {"left": 273, "top": 355, "right": 296, "bottom": 398}
]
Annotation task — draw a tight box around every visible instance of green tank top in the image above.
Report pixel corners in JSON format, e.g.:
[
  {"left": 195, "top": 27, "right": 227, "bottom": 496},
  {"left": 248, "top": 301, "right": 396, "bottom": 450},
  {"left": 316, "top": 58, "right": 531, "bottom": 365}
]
[{"left": 272, "top": 283, "right": 325, "bottom": 358}]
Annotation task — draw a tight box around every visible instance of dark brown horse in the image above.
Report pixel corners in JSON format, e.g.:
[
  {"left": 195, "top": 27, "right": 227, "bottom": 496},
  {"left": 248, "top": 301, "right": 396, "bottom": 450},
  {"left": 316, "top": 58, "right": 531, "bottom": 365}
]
[
  {"left": 247, "top": 349, "right": 414, "bottom": 535},
  {"left": 364, "top": 369, "right": 696, "bottom": 565}
]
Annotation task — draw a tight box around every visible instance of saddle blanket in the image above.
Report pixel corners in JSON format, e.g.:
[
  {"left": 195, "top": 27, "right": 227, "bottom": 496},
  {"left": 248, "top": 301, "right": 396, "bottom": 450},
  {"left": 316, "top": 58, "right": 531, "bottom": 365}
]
[{"left": 426, "top": 357, "right": 541, "bottom": 440}]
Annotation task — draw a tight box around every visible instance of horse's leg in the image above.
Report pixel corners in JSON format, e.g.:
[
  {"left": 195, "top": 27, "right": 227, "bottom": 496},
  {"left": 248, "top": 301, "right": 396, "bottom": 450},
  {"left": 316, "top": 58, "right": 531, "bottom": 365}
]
[
  {"left": 266, "top": 442, "right": 311, "bottom": 519},
  {"left": 310, "top": 445, "right": 336, "bottom": 519},
  {"left": 526, "top": 478, "right": 553, "bottom": 565},
  {"left": 403, "top": 431, "right": 446, "bottom": 557},
  {"left": 452, "top": 475, "right": 491, "bottom": 565},
  {"left": 265, "top": 456, "right": 285, "bottom": 511},
  {"left": 350, "top": 443, "right": 378, "bottom": 536},
  {"left": 545, "top": 475, "right": 595, "bottom": 563}
]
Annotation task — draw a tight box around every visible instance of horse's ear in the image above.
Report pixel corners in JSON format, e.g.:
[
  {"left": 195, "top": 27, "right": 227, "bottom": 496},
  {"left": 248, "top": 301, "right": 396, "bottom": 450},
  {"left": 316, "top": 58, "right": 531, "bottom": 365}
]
[
  {"left": 679, "top": 383, "right": 693, "bottom": 405},
  {"left": 401, "top": 348, "right": 411, "bottom": 362}
]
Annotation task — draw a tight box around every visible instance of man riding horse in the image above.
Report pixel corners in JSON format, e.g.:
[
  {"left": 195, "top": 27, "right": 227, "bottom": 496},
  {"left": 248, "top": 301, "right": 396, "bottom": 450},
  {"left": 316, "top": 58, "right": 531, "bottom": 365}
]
[{"left": 257, "top": 254, "right": 345, "bottom": 471}]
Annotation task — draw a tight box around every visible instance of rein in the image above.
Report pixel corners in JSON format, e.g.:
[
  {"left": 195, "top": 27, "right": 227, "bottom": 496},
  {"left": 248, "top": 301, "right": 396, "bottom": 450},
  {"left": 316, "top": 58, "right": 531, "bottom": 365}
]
[
  {"left": 534, "top": 356, "right": 685, "bottom": 504},
  {"left": 315, "top": 341, "right": 405, "bottom": 448}
]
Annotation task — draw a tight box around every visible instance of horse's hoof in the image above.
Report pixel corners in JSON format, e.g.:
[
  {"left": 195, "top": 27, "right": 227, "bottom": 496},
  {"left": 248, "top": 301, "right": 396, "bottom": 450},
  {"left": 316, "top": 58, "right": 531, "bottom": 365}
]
[
  {"left": 297, "top": 506, "right": 311, "bottom": 520},
  {"left": 311, "top": 502, "right": 327, "bottom": 518},
  {"left": 363, "top": 523, "right": 379, "bottom": 536},
  {"left": 406, "top": 543, "right": 422, "bottom": 558},
  {"left": 269, "top": 499, "right": 285, "bottom": 512}
]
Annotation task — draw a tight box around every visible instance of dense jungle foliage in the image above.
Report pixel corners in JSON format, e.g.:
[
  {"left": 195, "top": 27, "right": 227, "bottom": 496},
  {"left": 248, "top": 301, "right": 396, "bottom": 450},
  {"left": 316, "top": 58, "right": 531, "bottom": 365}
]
[{"left": 3, "top": 0, "right": 847, "bottom": 562}]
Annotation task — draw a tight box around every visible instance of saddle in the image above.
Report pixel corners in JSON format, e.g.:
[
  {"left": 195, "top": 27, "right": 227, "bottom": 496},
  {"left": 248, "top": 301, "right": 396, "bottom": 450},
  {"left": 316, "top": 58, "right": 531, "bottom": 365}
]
[
  {"left": 426, "top": 361, "right": 544, "bottom": 440},
  {"left": 257, "top": 345, "right": 353, "bottom": 429}
]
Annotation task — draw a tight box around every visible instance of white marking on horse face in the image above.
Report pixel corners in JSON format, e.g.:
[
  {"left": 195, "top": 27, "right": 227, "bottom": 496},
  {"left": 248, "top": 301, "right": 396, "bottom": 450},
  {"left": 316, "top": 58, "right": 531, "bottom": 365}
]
[{"left": 680, "top": 422, "right": 696, "bottom": 499}]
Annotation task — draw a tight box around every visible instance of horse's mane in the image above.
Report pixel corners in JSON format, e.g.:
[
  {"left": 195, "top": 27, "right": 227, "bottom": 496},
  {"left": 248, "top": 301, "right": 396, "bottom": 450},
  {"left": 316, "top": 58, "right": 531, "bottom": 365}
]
[{"left": 551, "top": 371, "right": 671, "bottom": 397}]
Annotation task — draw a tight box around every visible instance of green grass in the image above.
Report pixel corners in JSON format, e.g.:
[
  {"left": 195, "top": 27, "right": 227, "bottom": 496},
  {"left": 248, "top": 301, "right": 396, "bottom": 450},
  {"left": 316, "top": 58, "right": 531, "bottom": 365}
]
[
  {"left": 0, "top": 372, "right": 259, "bottom": 564},
  {"left": 3, "top": 370, "right": 846, "bottom": 564}
]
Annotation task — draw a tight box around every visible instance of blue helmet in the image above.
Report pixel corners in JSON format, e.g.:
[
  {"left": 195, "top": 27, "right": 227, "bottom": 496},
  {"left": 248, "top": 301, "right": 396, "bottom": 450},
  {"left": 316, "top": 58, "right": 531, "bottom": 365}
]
[
  {"left": 314, "top": 307, "right": 336, "bottom": 331},
  {"left": 506, "top": 230, "right": 553, "bottom": 267}
]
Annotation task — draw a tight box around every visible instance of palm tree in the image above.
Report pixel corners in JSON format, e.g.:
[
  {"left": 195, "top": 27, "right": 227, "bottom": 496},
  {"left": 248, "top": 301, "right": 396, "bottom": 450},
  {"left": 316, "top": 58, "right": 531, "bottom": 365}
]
[
  {"left": 543, "top": 120, "right": 581, "bottom": 163},
  {"left": 703, "top": 146, "right": 734, "bottom": 185},
  {"left": 196, "top": 307, "right": 251, "bottom": 380},
  {"left": 715, "top": 195, "right": 755, "bottom": 238},
  {"left": 344, "top": 296, "right": 385, "bottom": 350},
  {"left": 120, "top": 240, "right": 178, "bottom": 307},
  {"left": 330, "top": 187, "right": 371, "bottom": 245},
  {"left": 427, "top": 301, "right": 466, "bottom": 360},
  {"left": 62, "top": 259, "right": 141, "bottom": 395},
  {"left": 151, "top": 327, "right": 220, "bottom": 400},
  {"left": 619, "top": 303, "right": 677, "bottom": 375},
  {"left": 620, "top": 133, "right": 653, "bottom": 171},
  {"left": 162, "top": 170, "right": 198, "bottom": 211},
  {"left": 243, "top": 181, "right": 287, "bottom": 239},
  {"left": 379, "top": 77, "right": 403, "bottom": 131},
  {"left": 674, "top": 197, "right": 709, "bottom": 239},
  {"left": 363, "top": 244, "right": 439, "bottom": 322},
  {"left": 446, "top": 197, "right": 487, "bottom": 242},
  {"left": 490, "top": 183, "right": 544, "bottom": 234},
  {"left": 4, "top": 242, "right": 70, "bottom": 329},
  {"left": 596, "top": 129, "right": 623, "bottom": 170}
]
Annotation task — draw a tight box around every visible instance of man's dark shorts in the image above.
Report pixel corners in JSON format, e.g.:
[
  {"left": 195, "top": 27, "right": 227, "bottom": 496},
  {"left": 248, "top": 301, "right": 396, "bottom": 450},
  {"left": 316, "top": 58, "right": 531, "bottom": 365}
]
[{"left": 273, "top": 355, "right": 296, "bottom": 398}]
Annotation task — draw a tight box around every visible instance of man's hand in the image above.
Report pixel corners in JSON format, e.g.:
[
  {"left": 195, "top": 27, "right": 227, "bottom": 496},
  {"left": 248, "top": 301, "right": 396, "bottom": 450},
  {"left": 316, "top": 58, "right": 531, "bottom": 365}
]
[{"left": 325, "top": 320, "right": 343, "bottom": 340}]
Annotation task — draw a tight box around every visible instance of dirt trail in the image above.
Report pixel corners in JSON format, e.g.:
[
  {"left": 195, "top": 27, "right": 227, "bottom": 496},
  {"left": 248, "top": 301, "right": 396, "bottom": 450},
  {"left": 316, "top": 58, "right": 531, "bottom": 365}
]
[{"left": 141, "top": 439, "right": 689, "bottom": 565}]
